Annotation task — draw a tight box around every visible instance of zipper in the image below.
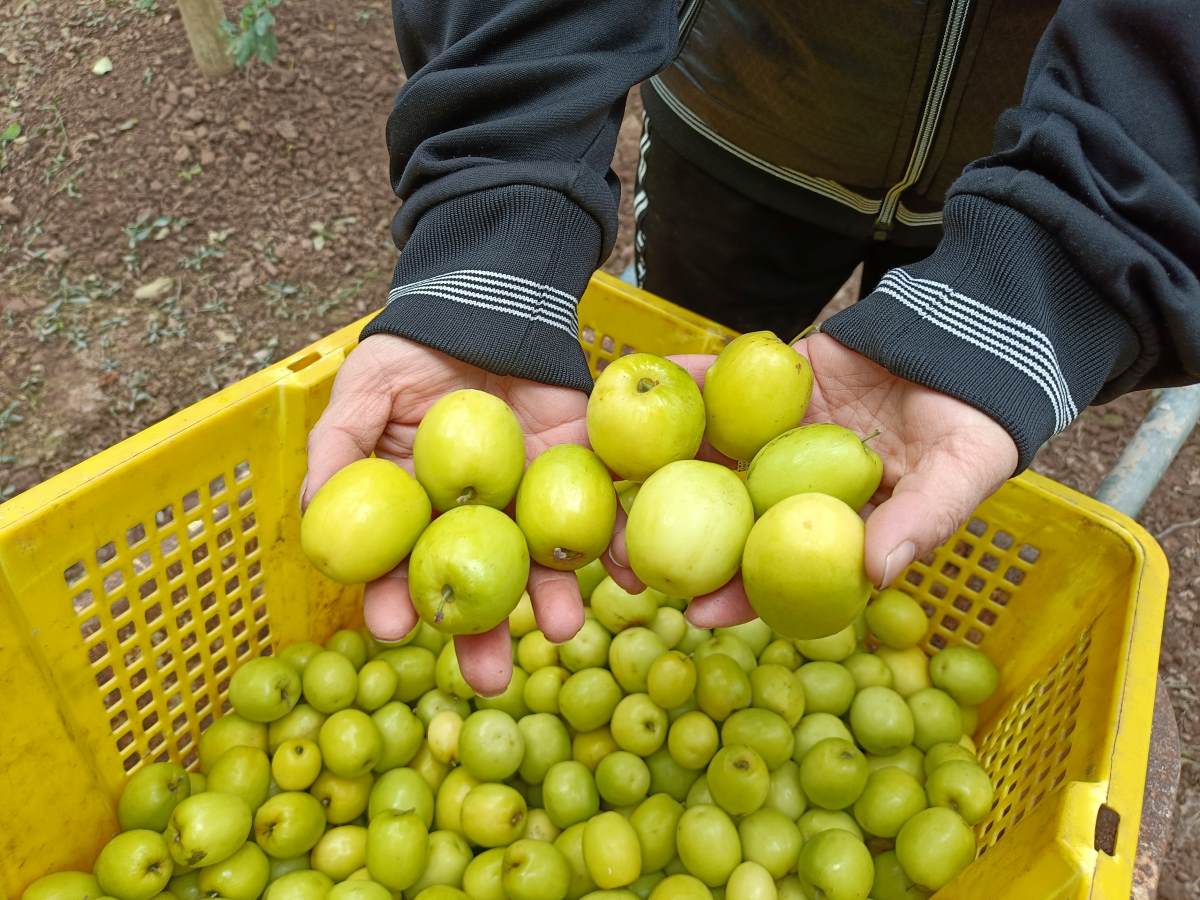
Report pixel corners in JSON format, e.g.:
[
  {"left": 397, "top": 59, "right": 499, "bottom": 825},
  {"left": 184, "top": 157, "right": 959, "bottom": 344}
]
[
  {"left": 676, "top": 0, "right": 706, "bottom": 55},
  {"left": 873, "top": 0, "right": 972, "bottom": 239}
]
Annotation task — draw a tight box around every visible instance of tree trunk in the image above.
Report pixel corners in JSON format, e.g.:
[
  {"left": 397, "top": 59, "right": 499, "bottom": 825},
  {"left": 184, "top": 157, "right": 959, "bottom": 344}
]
[{"left": 178, "top": 0, "right": 234, "bottom": 78}]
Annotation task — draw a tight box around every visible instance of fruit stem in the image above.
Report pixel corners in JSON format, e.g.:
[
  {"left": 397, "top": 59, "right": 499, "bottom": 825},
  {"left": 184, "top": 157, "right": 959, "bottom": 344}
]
[
  {"left": 861, "top": 429, "right": 882, "bottom": 445},
  {"left": 456, "top": 485, "right": 475, "bottom": 505},
  {"left": 787, "top": 323, "right": 820, "bottom": 345},
  {"left": 436, "top": 585, "right": 454, "bottom": 624},
  {"left": 636, "top": 377, "right": 658, "bottom": 393}
]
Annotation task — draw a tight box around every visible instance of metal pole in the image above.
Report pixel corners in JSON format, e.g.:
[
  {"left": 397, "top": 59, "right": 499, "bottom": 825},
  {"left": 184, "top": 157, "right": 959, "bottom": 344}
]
[{"left": 1094, "top": 384, "right": 1200, "bottom": 519}]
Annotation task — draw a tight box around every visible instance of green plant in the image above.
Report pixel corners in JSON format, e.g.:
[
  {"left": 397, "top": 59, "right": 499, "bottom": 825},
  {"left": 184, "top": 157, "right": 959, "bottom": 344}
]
[
  {"left": 310, "top": 221, "right": 333, "bottom": 251},
  {"left": 0, "top": 122, "right": 19, "bottom": 172},
  {"left": 180, "top": 228, "right": 231, "bottom": 270},
  {"left": 124, "top": 214, "right": 187, "bottom": 249},
  {"left": 145, "top": 309, "right": 185, "bottom": 345},
  {"left": 110, "top": 370, "right": 153, "bottom": 416},
  {"left": 123, "top": 213, "right": 188, "bottom": 272},
  {"left": 253, "top": 336, "right": 281, "bottom": 366},
  {"left": 38, "top": 107, "right": 83, "bottom": 198},
  {"left": 180, "top": 246, "right": 221, "bottom": 270},
  {"left": 0, "top": 400, "right": 24, "bottom": 432},
  {"left": 263, "top": 281, "right": 301, "bottom": 319},
  {"left": 222, "top": 0, "right": 283, "bottom": 68}
]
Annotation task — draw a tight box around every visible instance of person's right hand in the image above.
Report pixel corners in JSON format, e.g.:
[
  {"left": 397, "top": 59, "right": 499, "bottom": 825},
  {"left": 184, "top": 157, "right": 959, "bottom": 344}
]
[
  {"left": 603, "top": 334, "right": 1019, "bottom": 625},
  {"left": 304, "top": 334, "right": 591, "bottom": 696}
]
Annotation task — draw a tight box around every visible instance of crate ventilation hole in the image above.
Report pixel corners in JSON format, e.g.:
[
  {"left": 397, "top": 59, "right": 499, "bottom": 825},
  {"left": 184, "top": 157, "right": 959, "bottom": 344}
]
[
  {"left": 975, "top": 628, "right": 1092, "bottom": 853},
  {"left": 579, "top": 323, "right": 637, "bottom": 374},
  {"left": 886, "top": 513, "right": 1072, "bottom": 852},
  {"left": 64, "top": 459, "right": 271, "bottom": 773},
  {"left": 900, "top": 517, "right": 1040, "bottom": 651}
]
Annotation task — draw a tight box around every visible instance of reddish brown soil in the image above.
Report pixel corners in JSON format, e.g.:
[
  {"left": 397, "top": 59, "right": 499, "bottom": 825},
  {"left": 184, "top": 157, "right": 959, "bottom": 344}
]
[
  {"left": 1, "top": 0, "right": 401, "bottom": 497},
  {"left": 1, "top": 2, "right": 1197, "bottom": 892}
]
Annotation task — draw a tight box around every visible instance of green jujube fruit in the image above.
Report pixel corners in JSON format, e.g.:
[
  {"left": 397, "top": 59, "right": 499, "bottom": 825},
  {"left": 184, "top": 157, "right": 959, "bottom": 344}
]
[
  {"left": 741, "top": 493, "right": 871, "bottom": 640},
  {"left": 366, "top": 810, "right": 428, "bottom": 891},
  {"left": 583, "top": 812, "right": 642, "bottom": 889},
  {"left": 409, "top": 505, "right": 530, "bottom": 635},
  {"left": 117, "top": 762, "right": 191, "bottom": 832},
  {"left": 516, "top": 445, "right": 617, "bottom": 570},
  {"left": 625, "top": 460, "right": 754, "bottom": 598},
  {"left": 20, "top": 872, "right": 103, "bottom": 900},
  {"left": 675, "top": 805, "right": 741, "bottom": 888},
  {"left": 746, "top": 424, "right": 882, "bottom": 516},
  {"left": 702, "top": 331, "right": 813, "bottom": 463},
  {"left": 630, "top": 794, "right": 684, "bottom": 873},
  {"left": 301, "top": 458, "right": 432, "bottom": 584},
  {"left": 585, "top": 354, "right": 706, "bottom": 483},
  {"left": 576, "top": 558, "right": 610, "bottom": 602},
  {"left": 412, "top": 389, "right": 526, "bottom": 511}
]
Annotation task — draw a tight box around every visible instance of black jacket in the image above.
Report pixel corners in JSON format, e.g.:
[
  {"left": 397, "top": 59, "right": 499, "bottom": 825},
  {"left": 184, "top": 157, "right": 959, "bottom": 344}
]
[
  {"left": 647, "top": 0, "right": 1058, "bottom": 244},
  {"left": 364, "top": 0, "right": 1200, "bottom": 469}
]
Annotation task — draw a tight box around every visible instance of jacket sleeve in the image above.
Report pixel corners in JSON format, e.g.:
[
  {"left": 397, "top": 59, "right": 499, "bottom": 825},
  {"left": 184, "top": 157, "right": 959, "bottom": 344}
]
[
  {"left": 823, "top": 0, "right": 1200, "bottom": 469},
  {"left": 362, "top": 0, "right": 682, "bottom": 392}
]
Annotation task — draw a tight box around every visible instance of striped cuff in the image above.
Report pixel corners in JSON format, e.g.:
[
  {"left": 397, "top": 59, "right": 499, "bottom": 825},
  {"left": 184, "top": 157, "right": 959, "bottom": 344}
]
[
  {"left": 363, "top": 185, "right": 600, "bottom": 393},
  {"left": 823, "top": 195, "right": 1138, "bottom": 470}
]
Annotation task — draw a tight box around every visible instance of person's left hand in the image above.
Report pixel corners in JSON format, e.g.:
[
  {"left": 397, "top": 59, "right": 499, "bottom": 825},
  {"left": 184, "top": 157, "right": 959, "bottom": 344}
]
[{"left": 304, "top": 334, "right": 592, "bottom": 696}]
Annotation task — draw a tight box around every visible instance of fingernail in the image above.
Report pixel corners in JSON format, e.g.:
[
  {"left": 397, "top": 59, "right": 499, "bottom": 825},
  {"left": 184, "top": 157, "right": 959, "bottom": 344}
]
[
  {"left": 607, "top": 546, "right": 628, "bottom": 569},
  {"left": 298, "top": 474, "right": 310, "bottom": 512},
  {"left": 880, "top": 540, "right": 916, "bottom": 588}
]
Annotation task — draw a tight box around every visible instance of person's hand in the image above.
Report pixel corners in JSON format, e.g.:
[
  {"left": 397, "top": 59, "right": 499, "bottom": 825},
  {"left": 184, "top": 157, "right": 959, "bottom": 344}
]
[
  {"left": 304, "top": 334, "right": 591, "bottom": 695},
  {"left": 606, "top": 333, "right": 1019, "bottom": 628}
]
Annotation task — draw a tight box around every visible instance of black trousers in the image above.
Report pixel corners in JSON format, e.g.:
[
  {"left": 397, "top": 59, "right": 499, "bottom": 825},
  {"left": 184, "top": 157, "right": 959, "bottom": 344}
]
[{"left": 633, "top": 120, "right": 932, "bottom": 339}]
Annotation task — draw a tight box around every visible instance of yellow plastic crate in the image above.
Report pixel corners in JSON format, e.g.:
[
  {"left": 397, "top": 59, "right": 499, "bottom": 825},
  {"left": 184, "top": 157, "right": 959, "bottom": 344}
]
[{"left": 0, "top": 271, "right": 1167, "bottom": 899}]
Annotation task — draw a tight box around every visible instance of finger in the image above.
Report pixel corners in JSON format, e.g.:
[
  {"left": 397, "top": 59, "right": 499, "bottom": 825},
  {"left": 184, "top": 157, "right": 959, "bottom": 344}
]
[
  {"left": 666, "top": 353, "right": 715, "bottom": 391},
  {"left": 303, "top": 367, "right": 394, "bottom": 509},
  {"left": 372, "top": 445, "right": 417, "bottom": 477},
  {"left": 363, "top": 564, "right": 419, "bottom": 643},
  {"left": 602, "top": 504, "right": 645, "bottom": 593},
  {"left": 864, "top": 454, "right": 1010, "bottom": 588},
  {"left": 695, "top": 440, "right": 737, "bottom": 468},
  {"left": 455, "top": 623, "right": 513, "bottom": 697},
  {"left": 685, "top": 574, "right": 757, "bottom": 628},
  {"left": 528, "top": 564, "right": 585, "bottom": 643},
  {"left": 790, "top": 335, "right": 815, "bottom": 360}
]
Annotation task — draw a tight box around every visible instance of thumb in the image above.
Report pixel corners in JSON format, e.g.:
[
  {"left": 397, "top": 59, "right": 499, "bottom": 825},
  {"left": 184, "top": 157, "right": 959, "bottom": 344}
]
[
  {"left": 303, "top": 379, "right": 392, "bottom": 510},
  {"left": 864, "top": 458, "right": 1004, "bottom": 589}
]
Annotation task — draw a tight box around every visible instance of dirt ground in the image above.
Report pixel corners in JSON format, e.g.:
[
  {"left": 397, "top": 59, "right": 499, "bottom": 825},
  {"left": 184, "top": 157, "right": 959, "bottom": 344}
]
[{"left": 1, "top": 1, "right": 1197, "bottom": 893}]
